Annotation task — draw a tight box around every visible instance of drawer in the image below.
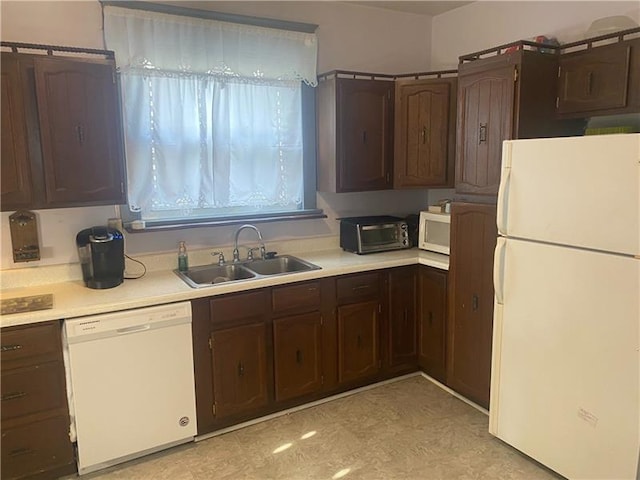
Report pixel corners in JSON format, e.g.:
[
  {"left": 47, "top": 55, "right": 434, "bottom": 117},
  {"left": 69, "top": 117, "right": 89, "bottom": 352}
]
[
  {"left": 272, "top": 281, "right": 321, "bottom": 315},
  {"left": 1, "top": 321, "right": 61, "bottom": 370},
  {"left": 1, "top": 362, "right": 67, "bottom": 422},
  {"left": 1, "top": 415, "right": 74, "bottom": 480},
  {"left": 210, "top": 290, "right": 269, "bottom": 326},
  {"left": 336, "top": 272, "right": 380, "bottom": 304}
]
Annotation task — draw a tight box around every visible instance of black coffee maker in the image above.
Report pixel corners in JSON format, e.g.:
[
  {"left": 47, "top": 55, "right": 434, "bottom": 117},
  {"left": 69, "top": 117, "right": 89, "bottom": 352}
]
[{"left": 76, "top": 226, "right": 125, "bottom": 289}]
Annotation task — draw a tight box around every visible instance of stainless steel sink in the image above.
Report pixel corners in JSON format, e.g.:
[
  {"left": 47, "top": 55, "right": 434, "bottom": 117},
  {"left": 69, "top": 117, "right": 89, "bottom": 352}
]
[
  {"left": 175, "top": 264, "right": 256, "bottom": 289},
  {"left": 244, "top": 255, "right": 321, "bottom": 276},
  {"left": 175, "top": 255, "right": 321, "bottom": 288}
]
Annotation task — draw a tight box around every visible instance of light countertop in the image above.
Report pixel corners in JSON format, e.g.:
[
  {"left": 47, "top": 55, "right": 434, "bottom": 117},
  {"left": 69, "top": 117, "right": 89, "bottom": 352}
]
[{"left": 0, "top": 249, "right": 448, "bottom": 328}]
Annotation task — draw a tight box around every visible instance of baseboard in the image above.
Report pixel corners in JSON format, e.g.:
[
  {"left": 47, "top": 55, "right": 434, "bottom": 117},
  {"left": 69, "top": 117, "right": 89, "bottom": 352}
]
[{"left": 420, "top": 372, "right": 489, "bottom": 415}]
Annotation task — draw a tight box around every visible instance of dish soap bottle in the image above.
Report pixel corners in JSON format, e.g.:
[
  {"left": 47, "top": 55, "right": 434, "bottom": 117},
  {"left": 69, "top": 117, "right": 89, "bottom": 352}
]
[{"left": 178, "top": 241, "right": 189, "bottom": 272}]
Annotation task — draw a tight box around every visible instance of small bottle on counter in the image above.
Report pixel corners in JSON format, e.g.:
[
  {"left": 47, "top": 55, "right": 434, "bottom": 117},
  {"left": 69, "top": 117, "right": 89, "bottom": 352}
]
[{"left": 178, "top": 241, "right": 189, "bottom": 272}]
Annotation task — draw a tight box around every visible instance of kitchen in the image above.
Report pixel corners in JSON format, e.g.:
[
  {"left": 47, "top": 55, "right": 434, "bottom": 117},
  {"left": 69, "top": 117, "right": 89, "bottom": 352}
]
[{"left": 1, "top": 1, "right": 639, "bottom": 479}]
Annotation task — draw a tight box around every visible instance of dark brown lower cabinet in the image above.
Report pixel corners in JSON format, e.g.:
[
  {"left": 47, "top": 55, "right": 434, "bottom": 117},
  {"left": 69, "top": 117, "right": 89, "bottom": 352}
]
[
  {"left": 386, "top": 266, "right": 418, "bottom": 372},
  {"left": 337, "top": 301, "right": 380, "bottom": 384},
  {"left": 447, "top": 202, "right": 497, "bottom": 409},
  {"left": 273, "top": 312, "right": 323, "bottom": 402},
  {"left": 210, "top": 322, "right": 269, "bottom": 419},
  {"left": 418, "top": 265, "right": 448, "bottom": 384},
  {"left": 1, "top": 321, "right": 76, "bottom": 480}
]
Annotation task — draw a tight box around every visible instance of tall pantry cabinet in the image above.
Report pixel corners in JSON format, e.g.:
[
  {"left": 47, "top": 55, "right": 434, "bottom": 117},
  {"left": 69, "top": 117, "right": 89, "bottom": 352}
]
[{"left": 448, "top": 41, "right": 580, "bottom": 409}]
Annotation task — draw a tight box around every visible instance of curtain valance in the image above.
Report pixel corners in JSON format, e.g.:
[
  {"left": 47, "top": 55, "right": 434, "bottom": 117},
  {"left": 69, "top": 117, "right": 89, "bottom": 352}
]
[{"left": 103, "top": 6, "right": 318, "bottom": 86}]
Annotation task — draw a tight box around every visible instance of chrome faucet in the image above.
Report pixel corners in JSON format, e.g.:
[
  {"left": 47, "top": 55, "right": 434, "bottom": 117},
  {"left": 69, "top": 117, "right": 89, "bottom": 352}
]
[{"left": 232, "top": 224, "right": 266, "bottom": 262}]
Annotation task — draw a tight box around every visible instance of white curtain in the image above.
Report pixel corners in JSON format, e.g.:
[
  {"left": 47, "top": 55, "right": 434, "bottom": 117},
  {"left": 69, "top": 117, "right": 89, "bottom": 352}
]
[{"left": 103, "top": 6, "right": 316, "bottom": 219}]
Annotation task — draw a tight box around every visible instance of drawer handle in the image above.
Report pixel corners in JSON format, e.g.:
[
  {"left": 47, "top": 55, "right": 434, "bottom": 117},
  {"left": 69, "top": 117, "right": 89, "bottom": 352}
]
[
  {"left": 479, "top": 123, "right": 488, "bottom": 144},
  {"left": 9, "top": 447, "right": 35, "bottom": 457},
  {"left": 2, "top": 392, "right": 27, "bottom": 401},
  {"left": 472, "top": 294, "right": 479, "bottom": 311},
  {"left": 296, "top": 349, "right": 303, "bottom": 364},
  {"left": 1, "top": 344, "right": 23, "bottom": 352},
  {"left": 238, "top": 362, "right": 244, "bottom": 377},
  {"left": 352, "top": 285, "right": 369, "bottom": 293}
]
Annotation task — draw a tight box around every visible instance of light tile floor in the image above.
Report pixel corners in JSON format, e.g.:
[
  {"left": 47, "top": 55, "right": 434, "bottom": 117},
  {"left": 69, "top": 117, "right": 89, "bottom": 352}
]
[{"left": 80, "top": 376, "right": 559, "bottom": 480}]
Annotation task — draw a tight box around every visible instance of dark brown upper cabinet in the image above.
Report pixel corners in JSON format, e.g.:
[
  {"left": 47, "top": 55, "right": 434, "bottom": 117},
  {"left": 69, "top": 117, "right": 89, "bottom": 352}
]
[
  {"left": 557, "top": 30, "right": 640, "bottom": 118},
  {"left": 317, "top": 71, "right": 394, "bottom": 192},
  {"left": 1, "top": 54, "right": 37, "bottom": 209},
  {"left": 394, "top": 75, "right": 457, "bottom": 189},
  {"left": 1, "top": 48, "right": 126, "bottom": 211},
  {"left": 455, "top": 42, "right": 582, "bottom": 199}
]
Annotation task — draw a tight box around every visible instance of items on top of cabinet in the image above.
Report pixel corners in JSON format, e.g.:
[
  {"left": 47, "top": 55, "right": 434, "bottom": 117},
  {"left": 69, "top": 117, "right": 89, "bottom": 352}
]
[
  {"left": 556, "top": 27, "right": 640, "bottom": 118},
  {"left": 585, "top": 16, "right": 638, "bottom": 39},
  {"left": 0, "top": 42, "right": 126, "bottom": 212}
]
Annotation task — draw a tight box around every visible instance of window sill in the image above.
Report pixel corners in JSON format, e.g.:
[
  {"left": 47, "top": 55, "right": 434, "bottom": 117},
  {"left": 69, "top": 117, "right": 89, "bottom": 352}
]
[{"left": 124, "top": 210, "right": 327, "bottom": 233}]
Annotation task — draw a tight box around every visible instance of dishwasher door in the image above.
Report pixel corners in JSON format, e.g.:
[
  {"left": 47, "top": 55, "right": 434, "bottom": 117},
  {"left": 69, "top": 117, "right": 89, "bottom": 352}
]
[{"left": 64, "top": 302, "right": 197, "bottom": 475}]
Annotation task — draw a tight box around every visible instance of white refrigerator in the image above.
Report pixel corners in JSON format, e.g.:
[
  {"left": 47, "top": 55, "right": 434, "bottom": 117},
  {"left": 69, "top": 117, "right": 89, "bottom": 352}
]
[{"left": 489, "top": 134, "right": 640, "bottom": 479}]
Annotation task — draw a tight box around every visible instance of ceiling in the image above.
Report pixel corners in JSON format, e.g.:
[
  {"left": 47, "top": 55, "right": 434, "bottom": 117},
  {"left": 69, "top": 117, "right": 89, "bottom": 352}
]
[{"left": 346, "top": 1, "right": 475, "bottom": 17}]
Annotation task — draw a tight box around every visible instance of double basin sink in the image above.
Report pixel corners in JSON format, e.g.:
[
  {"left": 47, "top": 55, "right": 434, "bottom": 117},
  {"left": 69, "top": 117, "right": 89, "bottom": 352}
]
[{"left": 175, "top": 255, "right": 321, "bottom": 288}]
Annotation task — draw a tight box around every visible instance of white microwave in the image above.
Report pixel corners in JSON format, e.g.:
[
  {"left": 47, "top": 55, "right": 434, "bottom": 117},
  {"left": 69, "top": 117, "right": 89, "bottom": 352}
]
[{"left": 418, "top": 211, "right": 451, "bottom": 255}]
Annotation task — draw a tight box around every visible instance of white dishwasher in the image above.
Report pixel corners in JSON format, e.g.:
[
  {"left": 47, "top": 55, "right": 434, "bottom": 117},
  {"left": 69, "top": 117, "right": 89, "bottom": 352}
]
[{"left": 64, "top": 302, "right": 197, "bottom": 475}]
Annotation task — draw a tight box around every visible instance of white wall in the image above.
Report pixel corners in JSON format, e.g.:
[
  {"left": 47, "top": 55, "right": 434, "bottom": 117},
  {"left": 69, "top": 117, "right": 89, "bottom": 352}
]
[
  {"left": 0, "top": 1, "right": 432, "bottom": 269},
  {"left": 431, "top": 1, "right": 640, "bottom": 69}
]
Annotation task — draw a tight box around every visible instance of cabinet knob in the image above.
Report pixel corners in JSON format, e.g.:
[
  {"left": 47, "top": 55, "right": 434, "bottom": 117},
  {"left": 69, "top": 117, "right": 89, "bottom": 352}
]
[
  {"left": 238, "top": 362, "right": 245, "bottom": 377},
  {"left": 296, "top": 349, "right": 303, "bottom": 364},
  {"left": 428, "top": 311, "right": 434, "bottom": 324},
  {"left": 362, "top": 130, "right": 367, "bottom": 143},
  {"left": 472, "top": 294, "right": 479, "bottom": 311},
  {"left": 421, "top": 126, "right": 428, "bottom": 144}
]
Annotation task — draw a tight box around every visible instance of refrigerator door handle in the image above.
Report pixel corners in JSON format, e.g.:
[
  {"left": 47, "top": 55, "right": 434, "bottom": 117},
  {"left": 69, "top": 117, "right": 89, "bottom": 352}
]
[
  {"left": 497, "top": 143, "right": 512, "bottom": 235},
  {"left": 494, "top": 237, "right": 506, "bottom": 305}
]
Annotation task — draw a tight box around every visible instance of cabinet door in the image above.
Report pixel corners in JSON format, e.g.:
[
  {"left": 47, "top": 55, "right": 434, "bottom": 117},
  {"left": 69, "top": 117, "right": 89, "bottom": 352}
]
[
  {"left": 394, "top": 79, "right": 454, "bottom": 188},
  {"left": 210, "top": 323, "right": 268, "bottom": 419},
  {"left": 455, "top": 65, "right": 514, "bottom": 196},
  {"left": 418, "top": 266, "right": 448, "bottom": 383},
  {"left": 337, "top": 300, "right": 380, "bottom": 384},
  {"left": 387, "top": 266, "right": 417, "bottom": 371},
  {"left": 273, "top": 312, "right": 323, "bottom": 402},
  {"left": 34, "top": 57, "right": 125, "bottom": 206},
  {"left": 337, "top": 78, "right": 393, "bottom": 192},
  {"left": 557, "top": 43, "right": 631, "bottom": 115},
  {"left": 447, "top": 203, "right": 497, "bottom": 409},
  {"left": 1, "top": 55, "right": 34, "bottom": 208}
]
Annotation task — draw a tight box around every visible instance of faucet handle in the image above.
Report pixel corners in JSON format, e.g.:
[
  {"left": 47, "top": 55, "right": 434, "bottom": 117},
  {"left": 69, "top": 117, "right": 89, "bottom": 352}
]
[
  {"left": 211, "top": 251, "right": 226, "bottom": 266},
  {"left": 245, "top": 246, "right": 260, "bottom": 261}
]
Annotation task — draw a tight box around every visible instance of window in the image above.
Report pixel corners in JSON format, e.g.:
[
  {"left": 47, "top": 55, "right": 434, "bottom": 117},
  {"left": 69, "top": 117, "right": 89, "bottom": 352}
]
[{"left": 103, "top": 5, "right": 319, "bottom": 225}]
